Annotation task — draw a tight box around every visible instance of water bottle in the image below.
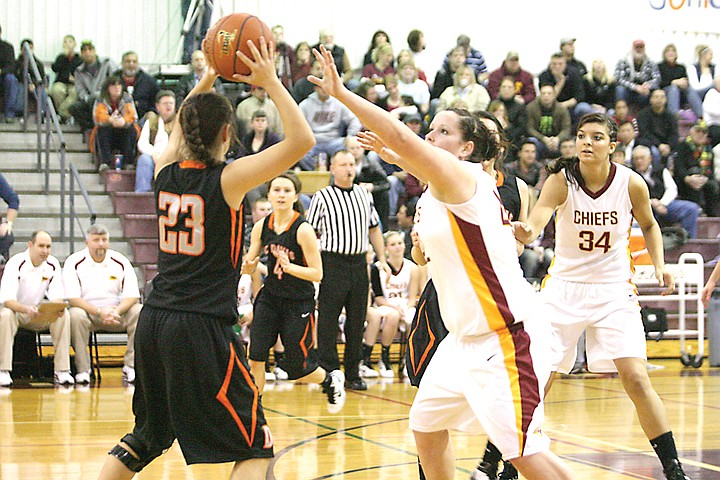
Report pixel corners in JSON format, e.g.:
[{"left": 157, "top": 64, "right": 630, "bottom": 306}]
[
  {"left": 113, "top": 154, "right": 123, "bottom": 171},
  {"left": 317, "top": 152, "right": 328, "bottom": 172}
]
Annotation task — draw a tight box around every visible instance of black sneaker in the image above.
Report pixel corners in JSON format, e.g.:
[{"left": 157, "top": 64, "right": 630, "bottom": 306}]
[
  {"left": 344, "top": 378, "right": 367, "bottom": 391},
  {"left": 498, "top": 461, "right": 518, "bottom": 480},
  {"left": 664, "top": 459, "right": 691, "bottom": 480},
  {"left": 470, "top": 461, "right": 498, "bottom": 480}
]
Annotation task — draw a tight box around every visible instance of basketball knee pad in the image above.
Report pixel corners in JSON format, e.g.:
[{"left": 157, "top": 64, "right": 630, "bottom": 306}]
[{"left": 108, "top": 434, "right": 163, "bottom": 472}]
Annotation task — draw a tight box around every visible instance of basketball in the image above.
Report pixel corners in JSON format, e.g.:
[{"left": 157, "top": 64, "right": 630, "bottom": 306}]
[{"left": 202, "top": 13, "right": 272, "bottom": 81}]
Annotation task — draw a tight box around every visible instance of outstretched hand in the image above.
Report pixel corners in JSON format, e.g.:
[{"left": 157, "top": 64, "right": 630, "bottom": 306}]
[
  {"left": 232, "top": 37, "right": 278, "bottom": 88},
  {"left": 308, "top": 45, "right": 346, "bottom": 98},
  {"left": 357, "top": 130, "right": 385, "bottom": 155}
]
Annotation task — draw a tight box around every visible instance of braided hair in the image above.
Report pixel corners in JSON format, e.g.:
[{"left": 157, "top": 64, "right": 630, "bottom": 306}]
[
  {"left": 446, "top": 108, "right": 500, "bottom": 163},
  {"left": 545, "top": 112, "right": 618, "bottom": 189},
  {"left": 179, "top": 92, "right": 235, "bottom": 166}
]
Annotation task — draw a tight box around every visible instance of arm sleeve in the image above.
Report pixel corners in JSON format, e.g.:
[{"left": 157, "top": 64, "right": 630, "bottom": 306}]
[
  {"left": 369, "top": 263, "right": 383, "bottom": 298},
  {"left": 659, "top": 168, "right": 678, "bottom": 206},
  {"left": 0, "top": 174, "right": 19, "bottom": 210}
]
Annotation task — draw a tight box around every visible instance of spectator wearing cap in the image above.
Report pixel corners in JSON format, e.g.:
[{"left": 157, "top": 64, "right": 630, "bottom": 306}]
[
  {"left": 487, "top": 51, "right": 536, "bottom": 104},
  {"left": 673, "top": 121, "right": 719, "bottom": 216},
  {"left": 68, "top": 40, "right": 118, "bottom": 133},
  {"left": 235, "top": 84, "right": 283, "bottom": 138},
  {"left": 559, "top": 38, "right": 587, "bottom": 77},
  {"left": 614, "top": 39, "right": 661, "bottom": 111}
]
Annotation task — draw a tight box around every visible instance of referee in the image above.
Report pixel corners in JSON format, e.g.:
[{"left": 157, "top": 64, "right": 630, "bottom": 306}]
[{"left": 306, "top": 150, "right": 388, "bottom": 391}]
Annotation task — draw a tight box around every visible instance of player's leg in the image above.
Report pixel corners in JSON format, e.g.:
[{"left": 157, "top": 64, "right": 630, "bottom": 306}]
[
  {"left": 229, "top": 458, "right": 270, "bottom": 480},
  {"left": 414, "top": 430, "right": 455, "bottom": 480},
  {"left": 510, "top": 451, "right": 573, "bottom": 480}
]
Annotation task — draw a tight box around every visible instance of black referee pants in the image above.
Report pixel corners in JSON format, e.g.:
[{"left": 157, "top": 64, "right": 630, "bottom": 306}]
[{"left": 316, "top": 252, "right": 368, "bottom": 382}]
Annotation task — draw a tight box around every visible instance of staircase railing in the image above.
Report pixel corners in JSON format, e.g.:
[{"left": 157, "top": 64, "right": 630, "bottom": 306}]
[{"left": 20, "top": 42, "right": 95, "bottom": 250}]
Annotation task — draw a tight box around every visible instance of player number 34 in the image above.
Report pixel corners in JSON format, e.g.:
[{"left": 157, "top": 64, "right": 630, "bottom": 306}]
[
  {"left": 578, "top": 230, "right": 611, "bottom": 253},
  {"left": 158, "top": 192, "right": 206, "bottom": 256}
]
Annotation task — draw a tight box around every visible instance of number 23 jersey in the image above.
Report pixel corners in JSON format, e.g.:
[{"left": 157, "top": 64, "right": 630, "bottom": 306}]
[
  {"left": 147, "top": 161, "right": 244, "bottom": 322},
  {"left": 549, "top": 162, "right": 634, "bottom": 283}
]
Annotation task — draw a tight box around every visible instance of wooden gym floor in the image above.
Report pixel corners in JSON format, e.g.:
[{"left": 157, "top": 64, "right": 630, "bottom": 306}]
[{"left": 0, "top": 355, "right": 719, "bottom": 479}]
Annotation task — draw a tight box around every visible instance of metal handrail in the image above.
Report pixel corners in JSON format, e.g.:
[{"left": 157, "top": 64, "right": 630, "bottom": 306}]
[{"left": 21, "top": 42, "right": 95, "bottom": 243}]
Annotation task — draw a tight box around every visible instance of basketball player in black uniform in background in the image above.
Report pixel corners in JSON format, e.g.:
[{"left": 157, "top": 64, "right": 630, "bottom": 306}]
[
  {"left": 97, "top": 38, "right": 314, "bottom": 480},
  {"left": 245, "top": 171, "right": 346, "bottom": 411}
]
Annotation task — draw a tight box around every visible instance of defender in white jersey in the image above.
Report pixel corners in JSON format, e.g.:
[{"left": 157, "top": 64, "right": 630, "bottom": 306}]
[
  {"left": 516, "top": 113, "right": 690, "bottom": 480},
  {"left": 308, "top": 44, "right": 574, "bottom": 480}
]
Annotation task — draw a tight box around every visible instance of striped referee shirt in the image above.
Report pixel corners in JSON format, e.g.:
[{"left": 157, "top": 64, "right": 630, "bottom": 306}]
[{"left": 306, "top": 184, "right": 380, "bottom": 255}]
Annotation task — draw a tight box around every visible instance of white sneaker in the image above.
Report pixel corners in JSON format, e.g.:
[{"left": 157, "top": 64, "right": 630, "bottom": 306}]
[
  {"left": 273, "top": 366, "right": 289, "bottom": 381},
  {"left": 265, "top": 371, "right": 276, "bottom": 381},
  {"left": 0, "top": 370, "right": 12, "bottom": 387},
  {"left": 324, "top": 369, "right": 346, "bottom": 414},
  {"left": 359, "top": 363, "right": 379, "bottom": 378},
  {"left": 378, "top": 359, "right": 394, "bottom": 378},
  {"left": 54, "top": 371, "right": 75, "bottom": 385},
  {"left": 75, "top": 370, "right": 91, "bottom": 384},
  {"left": 122, "top": 366, "right": 135, "bottom": 383}
]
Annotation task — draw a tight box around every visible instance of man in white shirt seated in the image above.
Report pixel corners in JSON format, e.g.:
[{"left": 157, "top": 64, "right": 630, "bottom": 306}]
[
  {"left": 0, "top": 230, "right": 72, "bottom": 387},
  {"left": 134, "top": 90, "right": 176, "bottom": 192},
  {"left": 64, "top": 224, "right": 142, "bottom": 384}
]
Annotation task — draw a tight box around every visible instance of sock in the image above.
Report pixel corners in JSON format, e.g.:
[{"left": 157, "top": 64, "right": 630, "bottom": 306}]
[
  {"left": 274, "top": 350, "right": 285, "bottom": 369},
  {"left": 362, "top": 343, "right": 374, "bottom": 365},
  {"left": 417, "top": 457, "right": 426, "bottom": 480},
  {"left": 482, "top": 441, "right": 503, "bottom": 466},
  {"left": 381, "top": 345, "right": 391, "bottom": 366},
  {"left": 650, "top": 431, "right": 679, "bottom": 471}
]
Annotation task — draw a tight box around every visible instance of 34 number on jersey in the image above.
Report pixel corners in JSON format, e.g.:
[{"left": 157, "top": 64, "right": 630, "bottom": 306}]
[
  {"left": 158, "top": 192, "right": 206, "bottom": 256},
  {"left": 578, "top": 230, "right": 611, "bottom": 253}
]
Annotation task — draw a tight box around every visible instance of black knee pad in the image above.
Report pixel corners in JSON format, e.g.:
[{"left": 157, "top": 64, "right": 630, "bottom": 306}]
[{"left": 108, "top": 434, "right": 164, "bottom": 472}]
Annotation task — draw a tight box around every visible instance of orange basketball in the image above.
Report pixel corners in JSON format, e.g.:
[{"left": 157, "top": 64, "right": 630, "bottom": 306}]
[{"left": 202, "top": 13, "right": 272, "bottom": 81}]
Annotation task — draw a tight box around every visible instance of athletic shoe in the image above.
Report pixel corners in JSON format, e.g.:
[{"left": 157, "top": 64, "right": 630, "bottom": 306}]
[
  {"left": 378, "top": 358, "right": 394, "bottom": 378},
  {"left": 54, "top": 371, "right": 75, "bottom": 386},
  {"left": 0, "top": 370, "right": 12, "bottom": 387},
  {"left": 359, "top": 362, "right": 379, "bottom": 378},
  {"left": 265, "top": 371, "right": 276, "bottom": 381},
  {"left": 75, "top": 370, "right": 91, "bottom": 385},
  {"left": 323, "top": 370, "right": 346, "bottom": 413},
  {"left": 344, "top": 378, "right": 367, "bottom": 391},
  {"left": 498, "top": 461, "right": 518, "bottom": 480},
  {"left": 663, "top": 459, "right": 691, "bottom": 480},
  {"left": 122, "top": 366, "right": 135, "bottom": 383},
  {"left": 471, "top": 461, "right": 498, "bottom": 480},
  {"left": 273, "top": 366, "right": 289, "bottom": 381}
]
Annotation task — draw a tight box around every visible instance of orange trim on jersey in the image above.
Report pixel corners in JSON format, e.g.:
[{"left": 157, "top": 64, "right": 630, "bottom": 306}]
[
  {"left": 407, "top": 297, "right": 437, "bottom": 376},
  {"left": 299, "top": 311, "right": 314, "bottom": 371},
  {"left": 495, "top": 170, "right": 505, "bottom": 188},
  {"left": 179, "top": 160, "right": 207, "bottom": 169},
  {"left": 216, "top": 342, "right": 259, "bottom": 447},
  {"left": 229, "top": 207, "right": 243, "bottom": 268},
  {"left": 267, "top": 211, "right": 300, "bottom": 233}
]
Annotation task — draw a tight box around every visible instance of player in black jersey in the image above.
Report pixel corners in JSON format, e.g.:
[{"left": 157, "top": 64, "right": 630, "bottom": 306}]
[
  {"left": 98, "top": 39, "right": 315, "bottom": 480},
  {"left": 245, "top": 172, "right": 346, "bottom": 412}
]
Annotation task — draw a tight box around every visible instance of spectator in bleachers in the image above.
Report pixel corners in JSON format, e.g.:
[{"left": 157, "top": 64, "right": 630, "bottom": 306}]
[
  {"left": 113, "top": 51, "right": 159, "bottom": 121},
  {"left": 361, "top": 30, "right": 392, "bottom": 70},
  {"left": 347, "top": 135, "right": 390, "bottom": 231},
  {"left": 397, "top": 49, "right": 427, "bottom": 84},
  {"left": 632, "top": 145, "right": 700, "bottom": 238},
  {"left": 487, "top": 100, "right": 509, "bottom": 131},
  {"left": 297, "top": 85, "right": 361, "bottom": 170},
  {"left": 430, "top": 46, "right": 465, "bottom": 101},
  {"left": 687, "top": 45, "right": 718, "bottom": 108},
  {"left": 526, "top": 84, "right": 572, "bottom": 160},
  {"left": 495, "top": 76, "right": 528, "bottom": 156},
  {"left": 442, "top": 34, "right": 488, "bottom": 84},
  {"left": 292, "top": 59, "right": 322, "bottom": 104},
  {"left": 0, "top": 173, "right": 18, "bottom": 262},
  {"left": 704, "top": 75, "right": 720, "bottom": 147},
  {"left": 406, "top": 29, "right": 430, "bottom": 78},
  {"left": 353, "top": 79, "right": 379, "bottom": 107},
  {"left": 0, "top": 23, "right": 19, "bottom": 123},
  {"left": 487, "top": 51, "right": 536, "bottom": 105},
  {"left": 50, "top": 34, "right": 83, "bottom": 122},
  {"left": 397, "top": 60, "right": 429, "bottom": 116},
  {"left": 92, "top": 76, "right": 140, "bottom": 171},
  {"left": 616, "top": 119, "right": 659, "bottom": 168},
  {"left": 13, "top": 39, "right": 46, "bottom": 117},
  {"left": 506, "top": 139, "right": 545, "bottom": 197},
  {"left": 362, "top": 43, "right": 395, "bottom": 86},
  {"left": 396, "top": 197, "right": 417, "bottom": 261},
  {"left": 658, "top": 43, "right": 702, "bottom": 118},
  {"left": 0, "top": 230, "right": 73, "bottom": 387},
  {"left": 559, "top": 138, "right": 576, "bottom": 161},
  {"left": 538, "top": 51, "right": 593, "bottom": 121},
  {"left": 637, "top": 88, "right": 678, "bottom": 161},
  {"left": 311, "top": 28, "right": 353, "bottom": 84},
  {"left": 64, "top": 223, "right": 142, "bottom": 384},
  {"left": 611, "top": 99, "right": 638, "bottom": 132},
  {"left": 235, "top": 85, "right": 283, "bottom": 137},
  {"left": 437, "top": 65, "right": 490, "bottom": 112},
  {"left": 271, "top": 25, "right": 294, "bottom": 89},
  {"left": 674, "top": 121, "right": 719, "bottom": 216},
  {"left": 68, "top": 40, "right": 118, "bottom": 133},
  {"left": 241, "top": 109, "right": 281, "bottom": 156},
  {"left": 377, "top": 74, "right": 411, "bottom": 114},
  {"left": 291, "top": 41, "right": 313, "bottom": 86},
  {"left": 361, "top": 231, "right": 420, "bottom": 379},
  {"left": 584, "top": 60, "right": 616, "bottom": 114},
  {"left": 176, "top": 49, "right": 224, "bottom": 105},
  {"left": 614, "top": 39, "right": 660, "bottom": 111},
  {"left": 560, "top": 37, "right": 587, "bottom": 77},
  {"left": 135, "top": 90, "right": 176, "bottom": 192}
]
